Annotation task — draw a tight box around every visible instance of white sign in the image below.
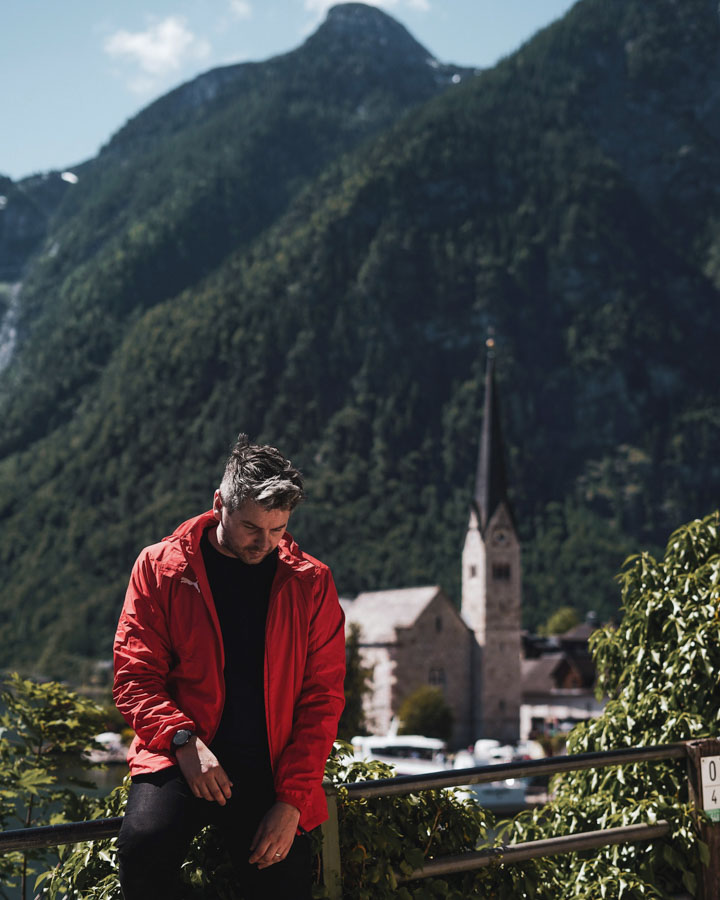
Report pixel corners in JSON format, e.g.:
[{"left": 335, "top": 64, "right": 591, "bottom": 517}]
[{"left": 701, "top": 755, "right": 720, "bottom": 822}]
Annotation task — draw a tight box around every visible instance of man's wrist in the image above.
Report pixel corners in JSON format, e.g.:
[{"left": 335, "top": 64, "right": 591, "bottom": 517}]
[
  {"left": 274, "top": 800, "right": 300, "bottom": 813},
  {"left": 171, "top": 728, "right": 195, "bottom": 753}
]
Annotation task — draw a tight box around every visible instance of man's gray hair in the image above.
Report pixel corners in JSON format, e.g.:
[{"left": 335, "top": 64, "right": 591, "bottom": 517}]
[{"left": 218, "top": 434, "right": 304, "bottom": 513}]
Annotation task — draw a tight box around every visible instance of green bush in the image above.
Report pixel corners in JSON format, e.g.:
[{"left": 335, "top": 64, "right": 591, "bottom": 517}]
[
  {"left": 495, "top": 511, "right": 720, "bottom": 897},
  {"left": 538, "top": 605, "right": 580, "bottom": 637},
  {"left": 0, "top": 674, "right": 105, "bottom": 900},
  {"left": 398, "top": 686, "right": 454, "bottom": 742},
  {"left": 323, "top": 742, "right": 499, "bottom": 899}
]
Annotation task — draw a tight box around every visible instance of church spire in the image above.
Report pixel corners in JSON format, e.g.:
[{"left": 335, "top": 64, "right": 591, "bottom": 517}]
[{"left": 473, "top": 335, "right": 511, "bottom": 532}]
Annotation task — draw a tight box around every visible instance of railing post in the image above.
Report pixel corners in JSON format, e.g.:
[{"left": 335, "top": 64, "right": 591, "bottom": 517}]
[
  {"left": 685, "top": 737, "right": 720, "bottom": 899},
  {"left": 321, "top": 780, "right": 342, "bottom": 900}
]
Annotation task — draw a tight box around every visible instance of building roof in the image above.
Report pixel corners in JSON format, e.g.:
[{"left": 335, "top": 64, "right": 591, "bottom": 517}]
[
  {"left": 560, "top": 622, "right": 595, "bottom": 642},
  {"left": 522, "top": 654, "right": 565, "bottom": 694},
  {"left": 341, "top": 585, "right": 445, "bottom": 643},
  {"left": 522, "top": 651, "right": 597, "bottom": 695}
]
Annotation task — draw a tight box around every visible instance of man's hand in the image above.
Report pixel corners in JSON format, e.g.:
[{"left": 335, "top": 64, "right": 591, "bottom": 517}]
[
  {"left": 175, "top": 736, "right": 233, "bottom": 805},
  {"left": 248, "top": 801, "right": 300, "bottom": 868}
]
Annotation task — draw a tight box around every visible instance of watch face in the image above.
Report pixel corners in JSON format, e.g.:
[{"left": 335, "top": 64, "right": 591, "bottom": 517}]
[{"left": 172, "top": 729, "right": 193, "bottom": 748}]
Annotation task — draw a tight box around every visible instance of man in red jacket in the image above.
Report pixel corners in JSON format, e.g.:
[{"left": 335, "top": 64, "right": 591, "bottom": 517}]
[{"left": 113, "top": 435, "right": 346, "bottom": 899}]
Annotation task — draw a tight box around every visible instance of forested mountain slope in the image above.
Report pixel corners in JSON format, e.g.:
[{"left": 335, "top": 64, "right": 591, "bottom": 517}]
[
  {"left": 1, "top": 0, "right": 719, "bottom": 677},
  {"left": 0, "top": 3, "right": 466, "bottom": 455}
]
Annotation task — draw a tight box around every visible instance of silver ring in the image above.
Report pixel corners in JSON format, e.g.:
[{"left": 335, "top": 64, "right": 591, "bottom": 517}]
[{"left": 275, "top": 852, "right": 282, "bottom": 858}]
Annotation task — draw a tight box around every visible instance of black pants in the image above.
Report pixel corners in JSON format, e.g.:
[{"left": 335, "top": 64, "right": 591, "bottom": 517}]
[{"left": 117, "top": 767, "right": 312, "bottom": 900}]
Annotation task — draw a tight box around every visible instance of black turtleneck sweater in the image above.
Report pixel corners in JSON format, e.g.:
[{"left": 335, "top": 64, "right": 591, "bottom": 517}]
[{"left": 200, "top": 529, "right": 278, "bottom": 776}]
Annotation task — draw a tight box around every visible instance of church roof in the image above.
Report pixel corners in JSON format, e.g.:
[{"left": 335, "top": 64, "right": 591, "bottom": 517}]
[
  {"left": 341, "top": 585, "right": 444, "bottom": 643},
  {"left": 474, "top": 347, "right": 513, "bottom": 531}
]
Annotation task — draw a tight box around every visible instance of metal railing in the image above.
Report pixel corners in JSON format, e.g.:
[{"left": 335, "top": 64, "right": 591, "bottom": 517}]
[
  {"left": 1, "top": 739, "right": 718, "bottom": 898},
  {"left": 320, "top": 739, "right": 720, "bottom": 899},
  {"left": 0, "top": 817, "right": 123, "bottom": 853}
]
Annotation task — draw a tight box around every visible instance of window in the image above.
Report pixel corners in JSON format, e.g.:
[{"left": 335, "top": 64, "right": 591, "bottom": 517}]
[
  {"left": 435, "top": 615, "right": 443, "bottom": 633},
  {"left": 469, "top": 565, "right": 478, "bottom": 578},
  {"left": 492, "top": 563, "right": 511, "bottom": 580},
  {"left": 429, "top": 667, "right": 446, "bottom": 687}
]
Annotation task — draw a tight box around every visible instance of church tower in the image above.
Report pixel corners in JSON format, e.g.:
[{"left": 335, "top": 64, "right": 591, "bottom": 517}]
[{"left": 461, "top": 339, "right": 522, "bottom": 743}]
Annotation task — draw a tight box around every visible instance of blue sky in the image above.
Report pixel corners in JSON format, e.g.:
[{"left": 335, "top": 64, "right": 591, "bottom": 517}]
[{"left": 1, "top": 0, "right": 578, "bottom": 181}]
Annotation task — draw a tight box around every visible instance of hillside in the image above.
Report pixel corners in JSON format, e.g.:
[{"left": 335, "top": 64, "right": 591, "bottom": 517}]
[
  {"left": 0, "top": 3, "right": 467, "bottom": 455},
  {"left": 1, "top": 0, "right": 719, "bottom": 678}
]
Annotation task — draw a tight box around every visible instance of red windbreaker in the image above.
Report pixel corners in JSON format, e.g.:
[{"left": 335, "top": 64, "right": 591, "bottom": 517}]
[{"left": 113, "top": 510, "right": 346, "bottom": 831}]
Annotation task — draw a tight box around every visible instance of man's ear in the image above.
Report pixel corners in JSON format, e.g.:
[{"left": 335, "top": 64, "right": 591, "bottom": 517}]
[{"left": 212, "top": 490, "right": 223, "bottom": 521}]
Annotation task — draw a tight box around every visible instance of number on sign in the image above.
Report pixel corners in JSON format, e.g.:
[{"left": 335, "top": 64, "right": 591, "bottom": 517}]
[{"left": 711, "top": 760, "right": 717, "bottom": 782}]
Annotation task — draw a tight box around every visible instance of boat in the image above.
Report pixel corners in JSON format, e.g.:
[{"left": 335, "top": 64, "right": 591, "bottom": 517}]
[
  {"left": 453, "top": 739, "right": 529, "bottom": 812},
  {"left": 350, "top": 731, "right": 529, "bottom": 810},
  {"left": 350, "top": 732, "right": 449, "bottom": 776},
  {"left": 85, "top": 731, "right": 128, "bottom": 765}
]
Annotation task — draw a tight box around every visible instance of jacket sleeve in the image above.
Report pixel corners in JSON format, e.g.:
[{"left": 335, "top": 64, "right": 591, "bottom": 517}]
[
  {"left": 273, "top": 567, "right": 346, "bottom": 813},
  {"left": 113, "top": 551, "right": 196, "bottom": 752}
]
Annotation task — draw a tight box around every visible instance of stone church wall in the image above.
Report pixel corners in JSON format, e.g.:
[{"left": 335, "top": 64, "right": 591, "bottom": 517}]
[{"left": 391, "top": 595, "right": 473, "bottom": 748}]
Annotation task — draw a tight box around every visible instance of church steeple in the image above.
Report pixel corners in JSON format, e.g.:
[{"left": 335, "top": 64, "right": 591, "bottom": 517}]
[
  {"left": 461, "top": 335, "right": 521, "bottom": 743},
  {"left": 474, "top": 337, "right": 511, "bottom": 533}
]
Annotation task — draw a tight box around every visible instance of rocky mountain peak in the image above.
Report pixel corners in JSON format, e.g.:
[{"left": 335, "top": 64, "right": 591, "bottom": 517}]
[{"left": 305, "top": 2, "right": 435, "bottom": 65}]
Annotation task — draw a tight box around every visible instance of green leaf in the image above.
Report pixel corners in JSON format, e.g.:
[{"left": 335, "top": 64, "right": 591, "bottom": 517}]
[{"left": 682, "top": 869, "right": 697, "bottom": 895}]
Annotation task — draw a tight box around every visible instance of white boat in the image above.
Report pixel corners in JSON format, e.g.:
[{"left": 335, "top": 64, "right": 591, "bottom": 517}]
[
  {"left": 85, "top": 731, "right": 128, "bottom": 765},
  {"left": 453, "top": 739, "right": 528, "bottom": 811},
  {"left": 350, "top": 733, "right": 448, "bottom": 776},
  {"left": 350, "top": 732, "right": 529, "bottom": 810}
]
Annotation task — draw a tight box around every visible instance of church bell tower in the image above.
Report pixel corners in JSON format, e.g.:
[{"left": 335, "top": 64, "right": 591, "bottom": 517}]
[{"left": 461, "top": 338, "right": 522, "bottom": 743}]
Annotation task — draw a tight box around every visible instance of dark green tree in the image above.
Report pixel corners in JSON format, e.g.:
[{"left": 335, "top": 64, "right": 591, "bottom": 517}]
[
  {"left": 538, "top": 605, "right": 581, "bottom": 636},
  {"left": 337, "top": 623, "right": 372, "bottom": 742},
  {"left": 398, "top": 686, "right": 453, "bottom": 742}
]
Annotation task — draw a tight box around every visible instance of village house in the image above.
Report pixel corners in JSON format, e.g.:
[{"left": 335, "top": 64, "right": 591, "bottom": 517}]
[{"left": 520, "top": 618, "right": 603, "bottom": 741}]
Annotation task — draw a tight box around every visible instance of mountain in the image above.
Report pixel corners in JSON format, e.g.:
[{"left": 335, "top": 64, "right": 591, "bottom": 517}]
[
  {"left": 1, "top": 0, "right": 719, "bottom": 678},
  {"left": 0, "top": 172, "right": 72, "bottom": 282},
  {"left": 0, "top": 3, "right": 468, "bottom": 455}
]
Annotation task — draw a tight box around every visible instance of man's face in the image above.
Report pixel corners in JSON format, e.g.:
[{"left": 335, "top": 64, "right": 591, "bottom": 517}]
[{"left": 211, "top": 492, "right": 290, "bottom": 564}]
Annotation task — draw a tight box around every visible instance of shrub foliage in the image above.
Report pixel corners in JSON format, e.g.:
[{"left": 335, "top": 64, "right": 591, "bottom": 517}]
[{"left": 398, "top": 686, "right": 454, "bottom": 743}]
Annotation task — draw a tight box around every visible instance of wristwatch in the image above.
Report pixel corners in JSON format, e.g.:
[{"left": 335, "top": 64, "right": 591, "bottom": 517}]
[{"left": 171, "top": 729, "right": 194, "bottom": 752}]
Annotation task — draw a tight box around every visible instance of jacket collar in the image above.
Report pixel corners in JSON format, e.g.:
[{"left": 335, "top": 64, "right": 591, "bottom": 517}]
[{"left": 157, "top": 509, "right": 316, "bottom": 579}]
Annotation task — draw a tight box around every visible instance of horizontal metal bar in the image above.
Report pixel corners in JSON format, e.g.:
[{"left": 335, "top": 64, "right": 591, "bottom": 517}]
[
  {"left": 0, "top": 746, "right": 686, "bottom": 856},
  {"left": 347, "top": 743, "right": 687, "bottom": 799},
  {"left": 398, "top": 820, "right": 672, "bottom": 881},
  {"left": 0, "top": 817, "right": 123, "bottom": 853}
]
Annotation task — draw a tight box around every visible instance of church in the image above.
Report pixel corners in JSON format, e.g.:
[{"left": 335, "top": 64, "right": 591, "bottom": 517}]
[{"left": 341, "top": 343, "right": 523, "bottom": 748}]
